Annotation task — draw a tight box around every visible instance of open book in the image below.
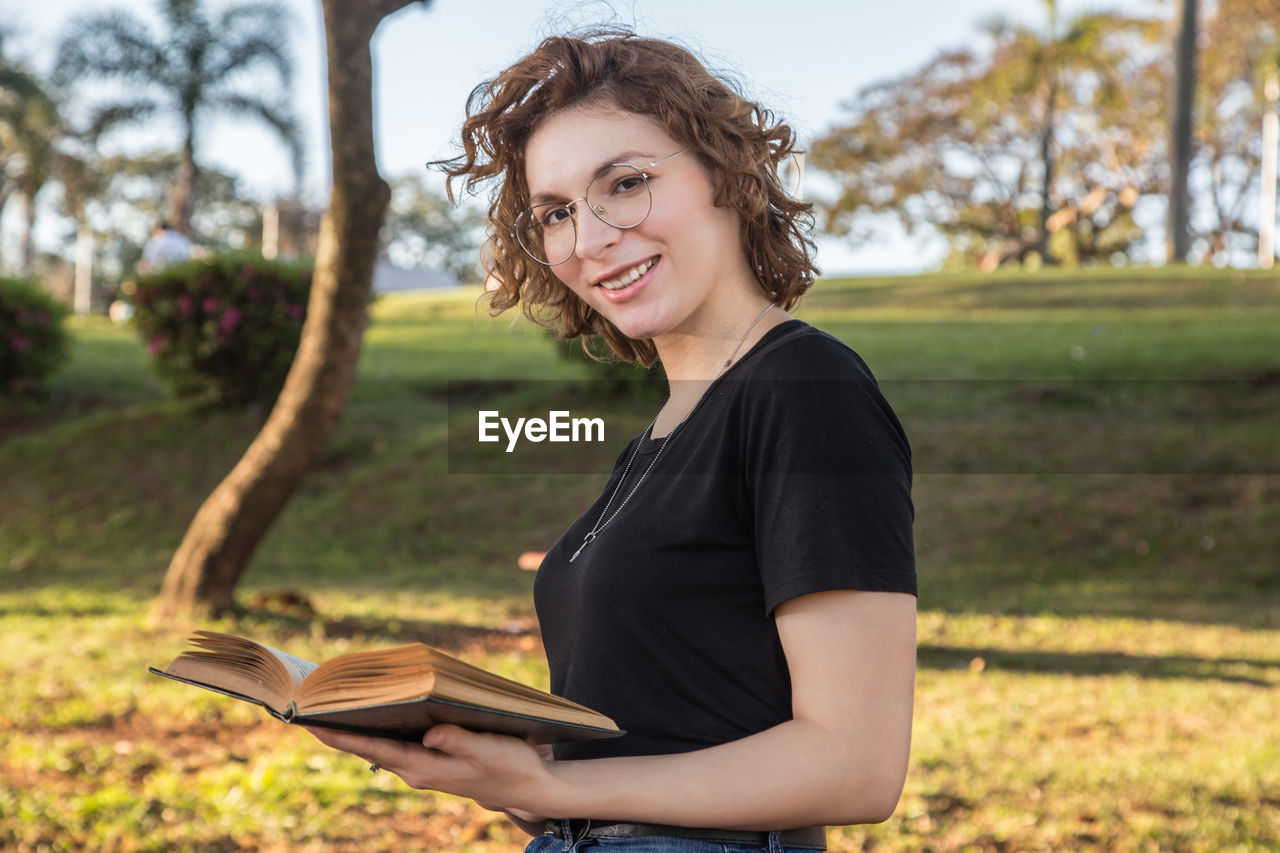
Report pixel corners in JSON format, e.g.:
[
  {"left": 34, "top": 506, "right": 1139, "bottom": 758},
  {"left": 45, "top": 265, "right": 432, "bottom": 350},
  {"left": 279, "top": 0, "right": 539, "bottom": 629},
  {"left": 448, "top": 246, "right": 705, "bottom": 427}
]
[{"left": 149, "top": 630, "right": 623, "bottom": 744}]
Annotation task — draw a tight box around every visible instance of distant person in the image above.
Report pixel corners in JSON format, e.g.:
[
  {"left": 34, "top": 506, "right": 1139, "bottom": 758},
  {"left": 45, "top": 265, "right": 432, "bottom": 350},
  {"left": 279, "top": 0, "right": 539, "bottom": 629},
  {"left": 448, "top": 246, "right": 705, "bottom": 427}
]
[{"left": 138, "top": 222, "right": 194, "bottom": 274}]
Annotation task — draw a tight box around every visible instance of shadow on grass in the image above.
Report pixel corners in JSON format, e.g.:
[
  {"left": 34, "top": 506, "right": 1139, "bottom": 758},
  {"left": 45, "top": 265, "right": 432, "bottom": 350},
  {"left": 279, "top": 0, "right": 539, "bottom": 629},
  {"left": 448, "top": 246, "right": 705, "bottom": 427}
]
[
  {"left": 239, "top": 600, "right": 540, "bottom": 657},
  {"left": 0, "top": 602, "right": 123, "bottom": 619},
  {"left": 324, "top": 614, "right": 538, "bottom": 653},
  {"left": 918, "top": 643, "right": 1280, "bottom": 686}
]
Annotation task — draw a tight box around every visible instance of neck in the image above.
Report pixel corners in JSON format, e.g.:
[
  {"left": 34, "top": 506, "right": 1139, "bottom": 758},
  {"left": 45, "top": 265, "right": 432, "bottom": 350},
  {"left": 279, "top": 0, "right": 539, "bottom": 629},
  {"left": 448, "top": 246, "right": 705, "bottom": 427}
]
[
  {"left": 655, "top": 296, "right": 783, "bottom": 383},
  {"left": 648, "top": 297, "right": 788, "bottom": 438}
]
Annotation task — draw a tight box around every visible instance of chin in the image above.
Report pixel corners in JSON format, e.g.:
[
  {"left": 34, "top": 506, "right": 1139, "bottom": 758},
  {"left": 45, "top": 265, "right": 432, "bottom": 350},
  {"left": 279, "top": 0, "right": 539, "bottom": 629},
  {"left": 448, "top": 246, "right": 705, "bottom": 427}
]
[
  {"left": 610, "top": 317, "right": 668, "bottom": 343},
  {"left": 592, "top": 305, "right": 663, "bottom": 342}
]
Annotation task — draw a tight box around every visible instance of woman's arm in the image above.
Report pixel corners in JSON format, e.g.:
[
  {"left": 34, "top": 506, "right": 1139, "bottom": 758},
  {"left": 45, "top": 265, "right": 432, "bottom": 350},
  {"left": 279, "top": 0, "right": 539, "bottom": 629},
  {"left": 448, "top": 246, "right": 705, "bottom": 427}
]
[
  {"left": 540, "top": 588, "right": 916, "bottom": 827},
  {"left": 306, "top": 589, "right": 916, "bottom": 830}
]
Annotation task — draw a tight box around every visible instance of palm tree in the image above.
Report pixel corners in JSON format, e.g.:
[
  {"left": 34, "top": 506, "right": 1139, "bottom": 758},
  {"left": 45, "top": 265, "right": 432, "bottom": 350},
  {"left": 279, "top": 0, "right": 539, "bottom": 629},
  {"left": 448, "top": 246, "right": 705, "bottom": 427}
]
[
  {"left": 0, "top": 58, "right": 60, "bottom": 275},
  {"left": 54, "top": 0, "right": 303, "bottom": 236}
]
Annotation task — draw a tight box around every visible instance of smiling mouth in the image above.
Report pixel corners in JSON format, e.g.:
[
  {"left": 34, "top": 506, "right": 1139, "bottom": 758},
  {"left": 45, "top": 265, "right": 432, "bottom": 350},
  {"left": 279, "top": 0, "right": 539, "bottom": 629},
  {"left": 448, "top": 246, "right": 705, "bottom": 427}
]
[{"left": 596, "top": 257, "right": 657, "bottom": 290}]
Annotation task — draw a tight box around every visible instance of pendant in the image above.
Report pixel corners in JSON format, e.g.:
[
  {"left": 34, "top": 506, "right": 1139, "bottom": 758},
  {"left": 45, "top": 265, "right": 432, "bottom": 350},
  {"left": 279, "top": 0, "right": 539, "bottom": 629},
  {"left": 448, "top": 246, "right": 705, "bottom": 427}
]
[{"left": 569, "top": 532, "right": 596, "bottom": 563}]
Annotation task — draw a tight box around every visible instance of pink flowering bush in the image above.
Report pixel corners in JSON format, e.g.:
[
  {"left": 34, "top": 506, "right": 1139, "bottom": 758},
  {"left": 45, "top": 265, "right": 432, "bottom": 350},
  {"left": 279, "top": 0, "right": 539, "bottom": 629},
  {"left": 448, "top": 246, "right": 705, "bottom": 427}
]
[
  {"left": 132, "top": 252, "right": 312, "bottom": 407},
  {"left": 0, "top": 277, "right": 70, "bottom": 397}
]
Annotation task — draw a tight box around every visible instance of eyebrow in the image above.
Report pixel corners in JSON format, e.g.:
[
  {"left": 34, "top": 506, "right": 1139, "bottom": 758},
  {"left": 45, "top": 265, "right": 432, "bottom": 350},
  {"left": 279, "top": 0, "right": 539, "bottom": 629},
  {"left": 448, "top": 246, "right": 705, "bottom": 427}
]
[{"left": 529, "top": 150, "right": 653, "bottom": 205}]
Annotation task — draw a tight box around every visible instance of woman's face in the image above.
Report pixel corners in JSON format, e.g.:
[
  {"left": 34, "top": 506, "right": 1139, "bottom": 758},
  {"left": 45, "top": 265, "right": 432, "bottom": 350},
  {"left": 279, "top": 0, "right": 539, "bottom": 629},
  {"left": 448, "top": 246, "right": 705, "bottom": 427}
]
[{"left": 522, "top": 106, "right": 752, "bottom": 344}]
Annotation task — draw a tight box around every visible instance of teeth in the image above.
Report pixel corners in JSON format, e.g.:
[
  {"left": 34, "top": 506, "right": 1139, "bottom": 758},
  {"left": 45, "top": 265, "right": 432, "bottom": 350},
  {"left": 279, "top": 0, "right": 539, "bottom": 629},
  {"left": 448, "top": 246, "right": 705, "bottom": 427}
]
[{"left": 599, "top": 258, "right": 655, "bottom": 290}]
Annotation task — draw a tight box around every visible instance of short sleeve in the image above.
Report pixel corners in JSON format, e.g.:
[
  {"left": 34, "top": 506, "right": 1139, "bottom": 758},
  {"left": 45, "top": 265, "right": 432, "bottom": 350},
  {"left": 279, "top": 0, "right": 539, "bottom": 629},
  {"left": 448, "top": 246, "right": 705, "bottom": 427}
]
[{"left": 739, "top": 335, "right": 917, "bottom": 614}]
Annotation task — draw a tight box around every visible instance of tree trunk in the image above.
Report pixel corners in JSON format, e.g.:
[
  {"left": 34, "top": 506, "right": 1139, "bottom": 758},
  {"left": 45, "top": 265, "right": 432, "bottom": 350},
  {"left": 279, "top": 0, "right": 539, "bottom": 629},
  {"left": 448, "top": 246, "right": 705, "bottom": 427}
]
[
  {"left": 151, "top": 0, "right": 424, "bottom": 623},
  {"left": 0, "top": 187, "right": 11, "bottom": 269},
  {"left": 169, "top": 127, "right": 198, "bottom": 236},
  {"left": 1259, "top": 69, "right": 1279, "bottom": 270},
  {"left": 1167, "top": 0, "right": 1197, "bottom": 262},
  {"left": 19, "top": 190, "right": 37, "bottom": 276},
  {"left": 1037, "top": 75, "right": 1059, "bottom": 265}
]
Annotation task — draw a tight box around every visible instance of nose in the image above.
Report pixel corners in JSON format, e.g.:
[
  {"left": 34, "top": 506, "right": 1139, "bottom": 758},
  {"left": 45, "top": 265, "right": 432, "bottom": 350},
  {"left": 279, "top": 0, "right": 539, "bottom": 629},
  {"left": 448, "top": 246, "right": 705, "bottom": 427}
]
[{"left": 573, "top": 205, "right": 620, "bottom": 260}]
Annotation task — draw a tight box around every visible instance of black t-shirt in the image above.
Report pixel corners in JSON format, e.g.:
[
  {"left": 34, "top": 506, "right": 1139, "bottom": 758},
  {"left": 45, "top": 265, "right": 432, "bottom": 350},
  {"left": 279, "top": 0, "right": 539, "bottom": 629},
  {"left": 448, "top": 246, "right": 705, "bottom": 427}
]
[{"left": 534, "top": 320, "right": 916, "bottom": 761}]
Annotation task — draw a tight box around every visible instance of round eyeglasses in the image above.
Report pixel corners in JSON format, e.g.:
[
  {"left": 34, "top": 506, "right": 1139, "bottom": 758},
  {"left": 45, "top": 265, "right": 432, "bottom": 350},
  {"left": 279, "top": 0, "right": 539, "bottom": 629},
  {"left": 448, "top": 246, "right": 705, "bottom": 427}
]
[{"left": 515, "top": 149, "right": 687, "bottom": 266}]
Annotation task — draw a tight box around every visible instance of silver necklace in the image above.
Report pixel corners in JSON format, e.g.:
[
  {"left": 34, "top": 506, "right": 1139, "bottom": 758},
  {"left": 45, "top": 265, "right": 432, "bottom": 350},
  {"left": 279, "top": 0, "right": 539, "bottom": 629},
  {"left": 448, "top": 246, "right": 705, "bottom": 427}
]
[{"left": 568, "top": 302, "right": 777, "bottom": 563}]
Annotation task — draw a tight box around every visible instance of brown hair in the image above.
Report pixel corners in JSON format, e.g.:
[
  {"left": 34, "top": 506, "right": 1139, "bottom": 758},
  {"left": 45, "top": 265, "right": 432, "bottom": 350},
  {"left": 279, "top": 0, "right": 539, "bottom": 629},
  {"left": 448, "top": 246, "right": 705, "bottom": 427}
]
[{"left": 438, "top": 29, "right": 818, "bottom": 366}]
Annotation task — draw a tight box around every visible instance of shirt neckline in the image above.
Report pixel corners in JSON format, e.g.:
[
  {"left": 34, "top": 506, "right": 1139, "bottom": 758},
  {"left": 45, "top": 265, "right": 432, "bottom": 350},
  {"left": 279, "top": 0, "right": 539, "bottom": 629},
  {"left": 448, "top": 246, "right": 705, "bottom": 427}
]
[{"left": 635, "top": 318, "right": 807, "bottom": 453}]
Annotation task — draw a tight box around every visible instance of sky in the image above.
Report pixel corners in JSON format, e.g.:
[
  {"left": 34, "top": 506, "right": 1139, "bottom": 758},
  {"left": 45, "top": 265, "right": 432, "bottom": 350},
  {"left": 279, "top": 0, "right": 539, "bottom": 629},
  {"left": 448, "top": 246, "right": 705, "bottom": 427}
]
[{"left": 3, "top": 0, "right": 1166, "bottom": 275}]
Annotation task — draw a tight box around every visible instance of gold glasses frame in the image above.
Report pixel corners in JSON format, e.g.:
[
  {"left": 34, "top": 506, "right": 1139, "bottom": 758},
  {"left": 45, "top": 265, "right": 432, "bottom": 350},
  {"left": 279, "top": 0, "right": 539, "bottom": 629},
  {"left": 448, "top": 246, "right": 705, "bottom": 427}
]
[{"left": 515, "top": 148, "right": 688, "bottom": 266}]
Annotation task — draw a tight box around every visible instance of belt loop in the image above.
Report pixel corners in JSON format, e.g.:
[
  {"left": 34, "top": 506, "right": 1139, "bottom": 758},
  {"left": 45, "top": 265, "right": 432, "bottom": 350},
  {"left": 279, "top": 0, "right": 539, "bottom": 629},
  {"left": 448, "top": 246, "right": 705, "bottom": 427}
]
[
  {"left": 768, "top": 830, "right": 783, "bottom": 853},
  {"left": 559, "top": 818, "right": 593, "bottom": 851}
]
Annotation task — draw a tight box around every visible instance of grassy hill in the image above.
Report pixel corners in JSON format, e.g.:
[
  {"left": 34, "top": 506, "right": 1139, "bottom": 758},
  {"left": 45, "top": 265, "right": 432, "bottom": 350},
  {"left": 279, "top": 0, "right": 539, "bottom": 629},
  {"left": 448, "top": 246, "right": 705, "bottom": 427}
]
[{"left": 1, "top": 266, "right": 1277, "bottom": 851}]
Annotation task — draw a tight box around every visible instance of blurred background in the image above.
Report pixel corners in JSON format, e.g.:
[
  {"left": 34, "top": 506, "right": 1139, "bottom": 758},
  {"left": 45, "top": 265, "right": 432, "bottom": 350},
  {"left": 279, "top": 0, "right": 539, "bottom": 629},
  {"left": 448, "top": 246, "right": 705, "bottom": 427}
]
[{"left": 1, "top": 1, "right": 1278, "bottom": 851}]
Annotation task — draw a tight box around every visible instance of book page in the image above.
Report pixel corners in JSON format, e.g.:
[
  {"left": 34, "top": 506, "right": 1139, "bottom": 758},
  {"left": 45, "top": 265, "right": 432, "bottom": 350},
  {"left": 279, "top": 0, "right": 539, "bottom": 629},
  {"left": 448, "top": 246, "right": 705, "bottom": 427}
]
[
  {"left": 258, "top": 644, "right": 319, "bottom": 688},
  {"left": 294, "top": 643, "right": 618, "bottom": 730},
  {"left": 162, "top": 631, "right": 314, "bottom": 713}
]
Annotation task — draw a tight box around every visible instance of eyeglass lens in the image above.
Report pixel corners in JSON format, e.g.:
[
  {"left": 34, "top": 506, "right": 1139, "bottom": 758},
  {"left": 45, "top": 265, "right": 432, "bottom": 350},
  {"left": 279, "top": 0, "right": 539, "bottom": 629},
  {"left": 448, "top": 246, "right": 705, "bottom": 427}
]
[{"left": 517, "top": 163, "right": 654, "bottom": 265}]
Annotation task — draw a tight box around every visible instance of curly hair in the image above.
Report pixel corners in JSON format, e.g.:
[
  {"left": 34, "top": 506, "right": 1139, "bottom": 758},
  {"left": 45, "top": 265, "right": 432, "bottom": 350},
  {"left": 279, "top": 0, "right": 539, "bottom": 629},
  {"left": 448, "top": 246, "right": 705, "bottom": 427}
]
[{"left": 437, "top": 29, "right": 819, "bottom": 366}]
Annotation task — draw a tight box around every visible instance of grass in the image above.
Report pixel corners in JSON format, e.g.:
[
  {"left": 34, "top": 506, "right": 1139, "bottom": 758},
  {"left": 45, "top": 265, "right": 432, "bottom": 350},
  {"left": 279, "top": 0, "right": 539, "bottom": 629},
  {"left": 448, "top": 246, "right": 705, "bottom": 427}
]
[{"left": 1, "top": 266, "right": 1278, "bottom": 851}]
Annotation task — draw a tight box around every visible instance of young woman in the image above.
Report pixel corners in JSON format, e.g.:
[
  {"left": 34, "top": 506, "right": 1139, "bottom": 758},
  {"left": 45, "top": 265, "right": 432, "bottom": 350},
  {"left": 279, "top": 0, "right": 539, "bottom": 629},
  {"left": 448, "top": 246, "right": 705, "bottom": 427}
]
[{"left": 307, "top": 31, "right": 917, "bottom": 852}]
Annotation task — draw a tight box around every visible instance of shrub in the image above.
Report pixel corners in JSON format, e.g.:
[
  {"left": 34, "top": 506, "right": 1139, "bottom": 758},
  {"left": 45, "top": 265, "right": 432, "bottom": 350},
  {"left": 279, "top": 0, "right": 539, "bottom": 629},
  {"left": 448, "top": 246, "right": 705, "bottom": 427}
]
[
  {"left": 0, "top": 277, "right": 70, "bottom": 397},
  {"left": 131, "top": 253, "right": 312, "bottom": 407},
  {"left": 551, "top": 333, "right": 664, "bottom": 398}
]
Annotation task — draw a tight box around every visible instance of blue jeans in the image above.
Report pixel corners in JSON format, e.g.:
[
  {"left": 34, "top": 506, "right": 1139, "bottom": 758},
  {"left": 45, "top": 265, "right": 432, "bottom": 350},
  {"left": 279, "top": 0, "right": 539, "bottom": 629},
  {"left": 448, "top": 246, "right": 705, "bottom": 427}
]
[{"left": 523, "top": 827, "right": 823, "bottom": 853}]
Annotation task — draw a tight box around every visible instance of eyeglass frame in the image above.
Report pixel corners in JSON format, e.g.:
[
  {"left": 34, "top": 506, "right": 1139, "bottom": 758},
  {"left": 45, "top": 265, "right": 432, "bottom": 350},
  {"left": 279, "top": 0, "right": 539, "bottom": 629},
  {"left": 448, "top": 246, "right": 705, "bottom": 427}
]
[{"left": 514, "top": 148, "right": 689, "bottom": 266}]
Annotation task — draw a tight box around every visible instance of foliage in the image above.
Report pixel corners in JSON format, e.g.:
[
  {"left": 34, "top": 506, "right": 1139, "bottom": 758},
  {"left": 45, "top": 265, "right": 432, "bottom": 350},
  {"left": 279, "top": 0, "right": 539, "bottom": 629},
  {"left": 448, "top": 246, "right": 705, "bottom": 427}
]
[
  {"left": 550, "top": 331, "right": 665, "bottom": 398},
  {"left": 0, "top": 52, "right": 61, "bottom": 275},
  {"left": 36, "top": 148, "right": 271, "bottom": 285},
  {"left": 0, "top": 277, "right": 69, "bottom": 396},
  {"left": 53, "top": 0, "right": 302, "bottom": 233},
  {"left": 130, "top": 252, "right": 311, "bottom": 407},
  {"left": 103, "top": 149, "right": 268, "bottom": 262},
  {"left": 1194, "top": 0, "right": 1280, "bottom": 262},
  {"left": 810, "top": 7, "right": 1167, "bottom": 269},
  {"left": 811, "top": 0, "right": 1280, "bottom": 269},
  {"left": 382, "top": 173, "right": 486, "bottom": 282}
]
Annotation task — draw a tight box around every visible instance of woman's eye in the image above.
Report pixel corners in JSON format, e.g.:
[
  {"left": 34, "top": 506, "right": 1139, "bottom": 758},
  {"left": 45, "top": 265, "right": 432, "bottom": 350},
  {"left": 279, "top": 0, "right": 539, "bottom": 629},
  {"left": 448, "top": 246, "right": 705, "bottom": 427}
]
[
  {"left": 610, "top": 176, "right": 645, "bottom": 196},
  {"left": 541, "top": 206, "right": 572, "bottom": 227}
]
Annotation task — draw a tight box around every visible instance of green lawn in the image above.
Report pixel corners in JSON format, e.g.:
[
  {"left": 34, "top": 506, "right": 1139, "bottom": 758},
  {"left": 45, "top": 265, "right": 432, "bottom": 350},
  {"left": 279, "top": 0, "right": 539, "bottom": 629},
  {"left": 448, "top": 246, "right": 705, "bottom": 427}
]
[{"left": 1, "top": 267, "right": 1278, "bottom": 852}]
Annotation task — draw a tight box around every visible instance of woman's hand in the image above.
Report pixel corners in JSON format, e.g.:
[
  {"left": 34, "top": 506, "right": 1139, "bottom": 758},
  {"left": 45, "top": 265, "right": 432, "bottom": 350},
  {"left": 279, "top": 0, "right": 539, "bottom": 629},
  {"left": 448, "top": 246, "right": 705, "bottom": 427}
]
[
  {"left": 301, "top": 723, "right": 557, "bottom": 826},
  {"left": 496, "top": 743, "right": 554, "bottom": 835}
]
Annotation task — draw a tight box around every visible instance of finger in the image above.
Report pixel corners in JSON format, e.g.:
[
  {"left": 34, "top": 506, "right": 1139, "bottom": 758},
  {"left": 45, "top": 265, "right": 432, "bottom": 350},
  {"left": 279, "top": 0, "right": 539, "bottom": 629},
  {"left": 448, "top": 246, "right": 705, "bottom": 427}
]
[
  {"left": 303, "top": 726, "right": 425, "bottom": 772},
  {"left": 421, "top": 723, "right": 474, "bottom": 753},
  {"left": 302, "top": 726, "right": 379, "bottom": 753}
]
